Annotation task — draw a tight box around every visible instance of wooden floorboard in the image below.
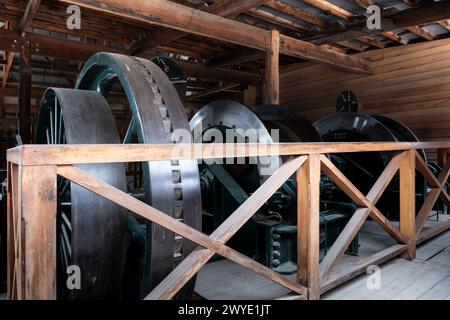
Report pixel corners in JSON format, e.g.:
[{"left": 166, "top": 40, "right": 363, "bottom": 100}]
[{"left": 195, "top": 219, "right": 450, "bottom": 300}]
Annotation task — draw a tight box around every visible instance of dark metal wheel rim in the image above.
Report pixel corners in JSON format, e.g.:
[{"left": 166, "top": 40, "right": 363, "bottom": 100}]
[
  {"left": 76, "top": 53, "right": 201, "bottom": 296},
  {"left": 36, "top": 88, "right": 127, "bottom": 299},
  {"left": 190, "top": 100, "right": 281, "bottom": 181}
]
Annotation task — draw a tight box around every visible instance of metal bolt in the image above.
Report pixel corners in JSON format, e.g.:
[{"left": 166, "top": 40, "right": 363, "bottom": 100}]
[{"left": 272, "top": 259, "right": 280, "bottom": 267}]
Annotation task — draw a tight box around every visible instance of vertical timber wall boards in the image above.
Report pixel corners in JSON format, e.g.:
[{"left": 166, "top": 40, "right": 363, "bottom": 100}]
[{"left": 245, "top": 38, "right": 450, "bottom": 144}]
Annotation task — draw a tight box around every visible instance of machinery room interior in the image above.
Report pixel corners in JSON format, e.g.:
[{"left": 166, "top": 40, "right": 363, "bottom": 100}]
[{"left": 1, "top": 0, "right": 450, "bottom": 303}]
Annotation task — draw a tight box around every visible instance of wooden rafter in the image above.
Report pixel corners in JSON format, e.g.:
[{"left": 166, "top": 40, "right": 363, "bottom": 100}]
[
  {"left": 309, "top": 1, "right": 450, "bottom": 45},
  {"left": 264, "top": 0, "right": 330, "bottom": 30},
  {"left": 206, "top": 0, "right": 269, "bottom": 18},
  {"left": 382, "top": 31, "right": 409, "bottom": 45},
  {"left": 438, "top": 20, "right": 450, "bottom": 31},
  {"left": 0, "top": 31, "right": 260, "bottom": 86},
  {"left": 18, "top": 0, "right": 42, "bottom": 37},
  {"left": 130, "top": 0, "right": 269, "bottom": 55},
  {"left": 247, "top": 8, "right": 309, "bottom": 34},
  {"left": 300, "top": 0, "right": 354, "bottom": 20},
  {"left": 60, "top": 0, "right": 372, "bottom": 74},
  {"left": 185, "top": 82, "right": 240, "bottom": 101},
  {"left": 206, "top": 51, "right": 265, "bottom": 67},
  {"left": 337, "top": 40, "right": 369, "bottom": 52},
  {"left": 356, "top": 36, "right": 385, "bottom": 49},
  {"left": 407, "top": 26, "right": 436, "bottom": 41},
  {"left": 349, "top": 0, "right": 415, "bottom": 45}
]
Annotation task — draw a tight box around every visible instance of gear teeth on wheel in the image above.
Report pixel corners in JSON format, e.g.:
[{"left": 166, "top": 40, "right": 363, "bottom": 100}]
[{"left": 132, "top": 57, "right": 187, "bottom": 268}]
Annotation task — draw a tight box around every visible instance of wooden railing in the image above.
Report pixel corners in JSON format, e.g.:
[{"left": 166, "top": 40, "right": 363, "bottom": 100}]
[{"left": 5, "top": 142, "right": 450, "bottom": 300}]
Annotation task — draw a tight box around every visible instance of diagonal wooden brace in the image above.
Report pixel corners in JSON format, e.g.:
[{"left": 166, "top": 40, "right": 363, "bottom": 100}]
[
  {"left": 318, "top": 152, "right": 407, "bottom": 283},
  {"left": 415, "top": 152, "right": 450, "bottom": 233},
  {"left": 57, "top": 156, "right": 308, "bottom": 300},
  {"left": 320, "top": 154, "right": 407, "bottom": 245}
]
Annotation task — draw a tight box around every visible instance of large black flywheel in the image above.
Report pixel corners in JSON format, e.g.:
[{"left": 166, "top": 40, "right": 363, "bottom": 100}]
[
  {"left": 36, "top": 88, "right": 127, "bottom": 299},
  {"left": 76, "top": 53, "right": 201, "bottom": 298},
  {"left": 314, "top": 112, "right": 426, "bottom": 219}
]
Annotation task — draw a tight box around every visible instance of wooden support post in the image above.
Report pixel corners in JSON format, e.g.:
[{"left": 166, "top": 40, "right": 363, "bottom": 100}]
[
  {"left": 400, "top": 150, "right": 416, "bottom": 260},
  {"left": 17, "top": 39, "right": 32, "bottom": 144},
  {"left": 297, "top": 153, "right": 321, "bottom": 300},
  {"left": 437, "top": 148, "right": 448, "bottom": 168},
  {"left": 264, "top": 30, "right": 279, "bottom": 105},
  {"left": 16, "top": 166, "right": 57, "bottom": 299}
]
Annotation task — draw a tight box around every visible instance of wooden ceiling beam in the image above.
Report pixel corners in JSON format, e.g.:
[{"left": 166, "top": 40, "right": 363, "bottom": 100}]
[
  {"left": 130, "top": 0, "right": 269, "bottom": 55},
  {"left": 438, "top": 20, "right": 450, "bottom": 31},
  {"left": 185, "top": 82, "right": 240, "bottom": 101},
  {"left": 59, "top": 0, "right": 371, "bottom": 74},
  {"left": 351, "top": 0, "right": 373, "bottom": 8},
  {"left": 300, "top": 0, "right": 354, "bottom": 20},
  {"left": 382, "top": 31, "right": 409, "bottom": 45},
  {"left": 356, "top": 36, "right": 385, "bottom": 49},
  {"left": 247, "top": 8, "right": 309, "bottom": 34},
  {"left": 264, "top": 0, "right": 330, "bottom": 30},
  {"left": 0, "top": 30, "right": 261, "bottom": 86},
  {"left": 206, "top": 0, "right": 269, "bottom": 18},
  {"left": 206, "top": 51, "right": 265, "bottom": 68},
  {"left": 337, "top": 40, "right": 369, "bottom": 52},
  {"left": 407, "top": 26, "right": 436, "bottom": 41},
  {"left": 18, "top": 0, "right": 42, "bottom": 37},
  {"left": 308, "top": 1, "right": 450, "bottom": 45}
]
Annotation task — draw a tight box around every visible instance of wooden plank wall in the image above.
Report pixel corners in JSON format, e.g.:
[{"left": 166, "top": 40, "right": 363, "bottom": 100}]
[{"left": 245, "top": 38, "right": 450, "bottom": 146}]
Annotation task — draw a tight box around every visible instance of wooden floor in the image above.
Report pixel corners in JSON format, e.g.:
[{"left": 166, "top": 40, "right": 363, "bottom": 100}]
[{"left": 195, "top": 217, "right": 450, "bottom": 300}]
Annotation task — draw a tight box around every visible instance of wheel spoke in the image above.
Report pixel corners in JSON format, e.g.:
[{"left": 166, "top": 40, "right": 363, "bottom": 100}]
[
  {"left": 49, "top": 108, "right": 54, "bottom": 144},
  {"left": 60, "top": 180, "right": 70, "bottom": 198},
  {"left": 45, "top": 128, "right": 50, "bottom": 144},
  {"left": 123, "top": 116, "right": 138, "bottom": 144},
  {"left": 61, "top": 212, "right": 72, "bottom": 232},
  {"left": 58, "top": 102, "right": 63, "bottom": 144},
  {"left": 54, "top": 98, "right": 58, "bottom": 144},
  {"left": 61, "top": 222, "right": 72, "bottom": 257}
]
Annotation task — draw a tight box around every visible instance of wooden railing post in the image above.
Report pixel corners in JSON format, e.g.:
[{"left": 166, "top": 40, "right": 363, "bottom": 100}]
[
  {"left": 297, "top": 153, "right": 321, "bottom": 300},
  {"left": 400, "top": 150, "right": 416, "bottom": 260},
  {"left": 19, "top": 165, "right": 57, "bottom": 299},
  {"left": 437, "top": 148, "right": 448, "bottom": 168},
  {"left": 264, "top": 29, "right": 279, "bottom": 105}
]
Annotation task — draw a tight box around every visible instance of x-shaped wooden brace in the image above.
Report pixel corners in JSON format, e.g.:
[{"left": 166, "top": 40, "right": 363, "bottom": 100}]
[
  {"left": 318, "top": 152, "right": 408, "bottom": 283},
  {"left": 57, "top": 156, "right": 309, "bottom": 300},
  {"left": 415, "top": 152, "right": 450, "bottom": 234}
]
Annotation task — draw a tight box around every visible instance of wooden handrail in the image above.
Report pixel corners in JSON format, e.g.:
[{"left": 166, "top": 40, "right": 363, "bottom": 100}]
[
  {"left": 7, "top": 141, "right": 450, "bottom": 165},
  {"left": 5, "top": 141, "right": 450, "bottom": 300}
]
